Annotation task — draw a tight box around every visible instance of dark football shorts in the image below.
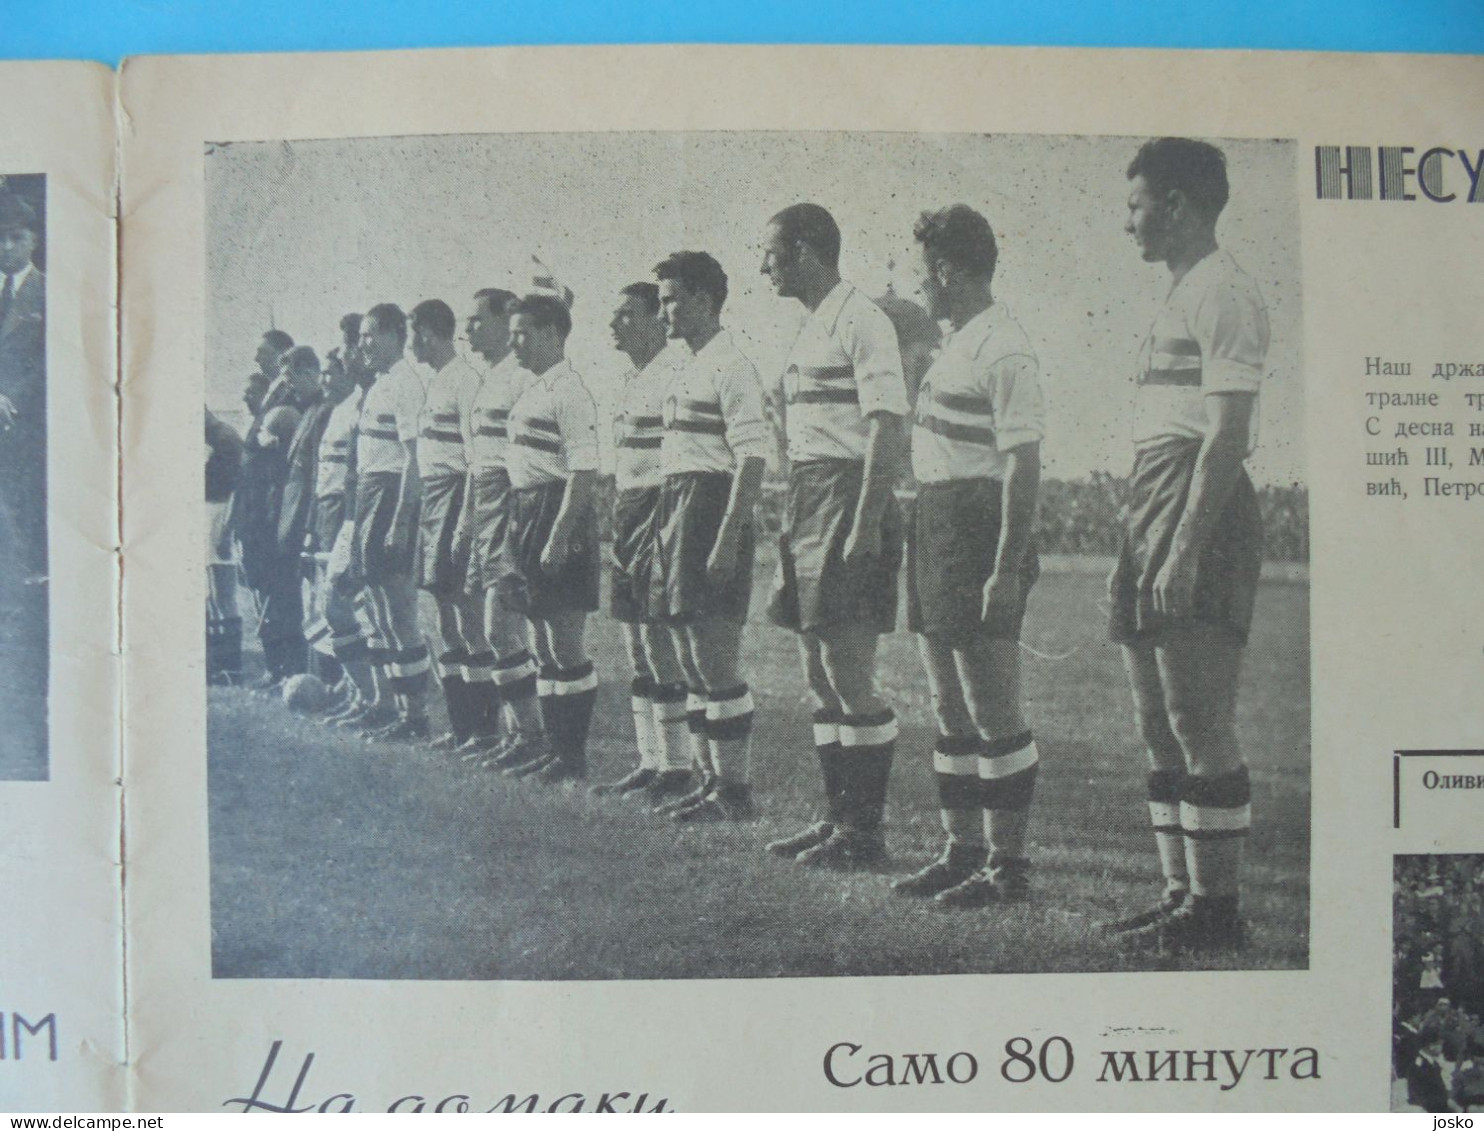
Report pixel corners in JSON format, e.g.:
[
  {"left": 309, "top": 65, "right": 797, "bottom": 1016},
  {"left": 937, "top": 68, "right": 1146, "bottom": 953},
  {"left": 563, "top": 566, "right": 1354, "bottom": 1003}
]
[
  {"left": 311, "top": 491, "right": 345, "bottom": 554},
  {"left": 464, "top": 466, "right": 511, "bottom": 596},
  {"left": 415, "top": 473, "right": 470, "bottom": 596},
  {"left": 767, "top": 458, "right": 901, "bottom": 636},
  {"left": 351, "top": 470, "right": 416, "bottom": 584},
  {"left": 906, "top": 476, "right": 1038, "bottom": 644},
  {"left": 495, "top": 479, "right": 600, "bottom": 618},
  {"left": 652, "top": 470, "right": 755, "bottom": 623},
  {"left": 610, "top": 485, "right": 663, "bottom": 624},
  {"left": 1107, "top": 436, "right": 1263, "bottom": 647}
]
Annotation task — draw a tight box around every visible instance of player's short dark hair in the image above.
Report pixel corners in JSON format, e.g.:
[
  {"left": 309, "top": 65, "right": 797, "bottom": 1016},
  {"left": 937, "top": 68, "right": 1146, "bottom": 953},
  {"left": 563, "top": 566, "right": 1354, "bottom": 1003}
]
[
  {"left": 364, "top": 302, "right": 408, "bottom": 344},
  {"left": 1127, "top": 137, "right": 1230, "bottom": 219},
  {"left": 653, "top": 251, "right": 728, "bottom": 313},
  {"left": 411, "top": 298, "right": 457, "bottom": 341},
  {"left": 474, "top": 287, "right": 519, "bottom": 317},
  {"left": 620, "top": 282, "right": 661, "bottom": 316},
  {"left": 516, "top": 293, "right": 573, "bottom": 341},
  {"left": 913, "top": 204, "right": 998, "bottom": 281},
  {"left": 769, "top": 203, "right": 841, "bottom": 270},
  {"left": 261, "top": 329, "right": 295, "bottom": 354},
  {"left": 284, "top": 344, "right": 319, "bottom": 372},
  {"left": 339, "top": 312, "right": 362, "bottom": 341}
]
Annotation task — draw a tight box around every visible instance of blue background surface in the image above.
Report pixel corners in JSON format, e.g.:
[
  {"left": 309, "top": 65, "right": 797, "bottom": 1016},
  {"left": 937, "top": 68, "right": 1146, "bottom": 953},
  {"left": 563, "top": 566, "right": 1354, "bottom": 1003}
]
[{"left": 3, "top": 0, "right": 1482, "bottom": 64}]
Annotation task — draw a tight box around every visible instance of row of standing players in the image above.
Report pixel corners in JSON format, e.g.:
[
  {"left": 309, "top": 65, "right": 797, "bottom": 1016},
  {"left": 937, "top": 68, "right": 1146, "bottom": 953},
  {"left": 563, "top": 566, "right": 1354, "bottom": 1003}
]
[{"left": 207, "top": 141, "right": 1271, "bottom": 956}]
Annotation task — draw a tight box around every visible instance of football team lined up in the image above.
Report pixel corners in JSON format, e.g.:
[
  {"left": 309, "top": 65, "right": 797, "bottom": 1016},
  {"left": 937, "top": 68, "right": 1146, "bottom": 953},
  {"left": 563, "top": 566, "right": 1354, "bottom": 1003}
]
[{"left": 204, "top": 138, "right": 1271, "bottom": 955}]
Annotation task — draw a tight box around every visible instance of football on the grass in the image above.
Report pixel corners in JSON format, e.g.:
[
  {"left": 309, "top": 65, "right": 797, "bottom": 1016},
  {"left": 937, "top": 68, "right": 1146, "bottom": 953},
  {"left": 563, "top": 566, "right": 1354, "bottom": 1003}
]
[{"left": 282, "top": 673, "right": 330, "bottom": 714}]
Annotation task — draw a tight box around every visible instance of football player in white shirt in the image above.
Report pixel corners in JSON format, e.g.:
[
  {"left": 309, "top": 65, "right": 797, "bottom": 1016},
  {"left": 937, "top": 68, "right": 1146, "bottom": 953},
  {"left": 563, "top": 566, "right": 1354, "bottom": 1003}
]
[
  {"left": 1103, "top": 138, "right": 1269, "bottom": 954},
  {"left": 492, "top": 294, "right": 603, "bottom": 784},
  {"left": 408, "top": 299, "right": 501, "bottom": 752},
  {"left": 349, "top": 303, "right": 433, "bottom": 741},
  {"left": 650, "top": 251, "right": 770, "bottom": 822},
  {"left": 459, "top": 288, "right": 548, "bottom": 767},
  {"left": 892, "top": 204, "right": 1046, "bottom": 907},
  {"left": 589, "top": 283, "right": 695, "bottom": 803},
  {"left": 759, "top": 204, "right": 910, "bottom": 868}
]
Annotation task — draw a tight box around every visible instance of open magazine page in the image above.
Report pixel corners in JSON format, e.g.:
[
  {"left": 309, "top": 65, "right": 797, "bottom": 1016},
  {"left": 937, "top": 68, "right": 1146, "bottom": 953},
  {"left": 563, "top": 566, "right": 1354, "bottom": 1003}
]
[
  {"left": 0, "top": 61, "right": 124, "bottom": 1112},
  {"left": 119, "top": 45, "right": 1478, "bottom": 1112}
]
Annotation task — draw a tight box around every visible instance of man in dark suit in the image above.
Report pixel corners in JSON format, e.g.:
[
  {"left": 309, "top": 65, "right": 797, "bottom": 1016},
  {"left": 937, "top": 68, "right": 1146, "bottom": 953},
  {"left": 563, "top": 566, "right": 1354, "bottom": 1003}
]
[
  {"left": 231, "top": 329, "right": 316, "bottom": 690},
  {"left": 0, "top": 191, "right": 46, "bottom": 586},
  {"left": 277, "top": 345, "right": 339, "bottom": 685}
]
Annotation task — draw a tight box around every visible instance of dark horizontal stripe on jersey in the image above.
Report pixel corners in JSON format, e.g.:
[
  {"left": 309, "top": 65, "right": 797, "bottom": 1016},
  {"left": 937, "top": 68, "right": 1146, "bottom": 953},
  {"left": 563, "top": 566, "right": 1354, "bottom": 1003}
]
[
  {"left": 915, "top": 414, "right": 995, "bottom": 446},
  {"left": 520, "top": 416, "right": 560, "bottom": 434},
  {"left": 319, "top": 454, "right": 348, "bottom": 464},
  {"left": 513, "top": 433, "right": 561, "bottom": 454},
  {"left": 619, "top": 436, "right": 663, "bottom": 449},
  {"left": 420, "top": 428, "right": 463, "bottom": 443},
  {"left": 1152, "top": 336, "right": 1201, "bottom": 357},
  {"left": 682, "top": 398, "right": 723, "bottom": 417},
  {"left": 475, "top": 425, "right": 508, "bottom": 438},
  {"left": 790, "top": 388, "right": 860, "bottom": 406},
  {"left": 1140, "top": 367, "right": 1203, "bottom": 387},
  {"left": 625, "top": 414, "right": 664, "bottom": 428},
  {"left": 932, "top": 390, "right": 994, "bottom": 416},
  {"left": 668, "top": 418, "right": 726, "bottom": 436},
  {"left": 478, "top": 408, "right": 510, "bottom": 421},
  {"left": 429, "top": 411, "right": 460, "bottom": 425},
  {"left": 795, "top": 365, "right": 854, "bottom": 383},
  {"left": 362, "top": 428, "right": 399, "bottom": 441}
]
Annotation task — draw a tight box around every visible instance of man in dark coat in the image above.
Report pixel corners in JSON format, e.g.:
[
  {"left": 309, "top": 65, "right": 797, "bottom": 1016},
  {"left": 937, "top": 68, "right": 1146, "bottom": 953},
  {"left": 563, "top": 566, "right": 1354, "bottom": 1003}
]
[
  {"left": 0, "top": 191, "right": 47, "bottom": 586},
  {"left": 231, "top": 329, "right": 317, "bottom": 689}
]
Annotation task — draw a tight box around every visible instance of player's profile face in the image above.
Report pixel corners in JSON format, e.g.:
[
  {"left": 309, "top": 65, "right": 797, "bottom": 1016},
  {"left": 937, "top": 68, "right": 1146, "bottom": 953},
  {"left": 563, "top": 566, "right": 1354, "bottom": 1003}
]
[
  {"left": 466, "top": 297, "right": 509, "bottom": 357},
  {"left": 510, "top": 312, "right": 557, "bottom": 372},
  {"left": 657, "top": 277, "right": 701, "bottom": 341},
  {"left": 0, "top": 224, "right": 35, "bottom": 275},
  {"left": 358, "top": 317, "right": 398, "bottom": 374},
  {"left": 1125, "top": 173, "right": 1172, "bottom": 263},
  {"left": 254, "top": 336, "right": 281, "bottom": 375},
  {"left": 290, "top": 357, "right": 319, "bottom": 392},
  {"left": 409, "top": 322, "right": 434, "bottom": 366},
  {"left": 609, "top": 294, "right": 647, "bottom": 352},
  {"left": 915, "top": 244, "right": 947, "bottom": 320},
  {"left": 759, "top": 223, "right": 798, "bottom": 297}
]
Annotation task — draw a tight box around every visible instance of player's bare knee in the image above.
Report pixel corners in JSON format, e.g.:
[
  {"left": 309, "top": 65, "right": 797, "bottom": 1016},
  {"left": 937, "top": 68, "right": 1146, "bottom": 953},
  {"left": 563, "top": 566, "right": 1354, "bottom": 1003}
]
[{"left": 1134, "top": 703, "right": 1182, "bottom": 759}]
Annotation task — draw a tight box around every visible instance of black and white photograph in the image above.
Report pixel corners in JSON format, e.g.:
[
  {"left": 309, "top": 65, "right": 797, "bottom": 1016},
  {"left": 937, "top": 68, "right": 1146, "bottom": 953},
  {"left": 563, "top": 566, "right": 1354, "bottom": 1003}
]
[
  {"left": 1393, "top": 854, "right": 1484, "bottom": 1113},
  {"left": 203, "top": 130, "right": 1309, "bottom": 981},
  {"left": 0, "top": 172, "right": 47, "bottom": 782}
]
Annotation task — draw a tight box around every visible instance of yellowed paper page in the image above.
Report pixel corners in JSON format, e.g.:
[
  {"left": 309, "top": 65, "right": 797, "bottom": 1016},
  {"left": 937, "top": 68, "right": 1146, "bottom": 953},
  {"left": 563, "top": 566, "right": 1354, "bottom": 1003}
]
[
  {"left": 0, "top": 60, "right": 124, "bottom": 1112},
  {"left": 119, "top": 45, "right": 1482, "bottom": 1112}
]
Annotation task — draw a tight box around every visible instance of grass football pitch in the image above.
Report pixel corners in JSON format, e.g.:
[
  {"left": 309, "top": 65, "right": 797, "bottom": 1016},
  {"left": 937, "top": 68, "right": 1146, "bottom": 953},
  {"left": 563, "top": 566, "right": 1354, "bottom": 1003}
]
[{"left": 209, "top": 566, "right": 1310, "bottom": 980}]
